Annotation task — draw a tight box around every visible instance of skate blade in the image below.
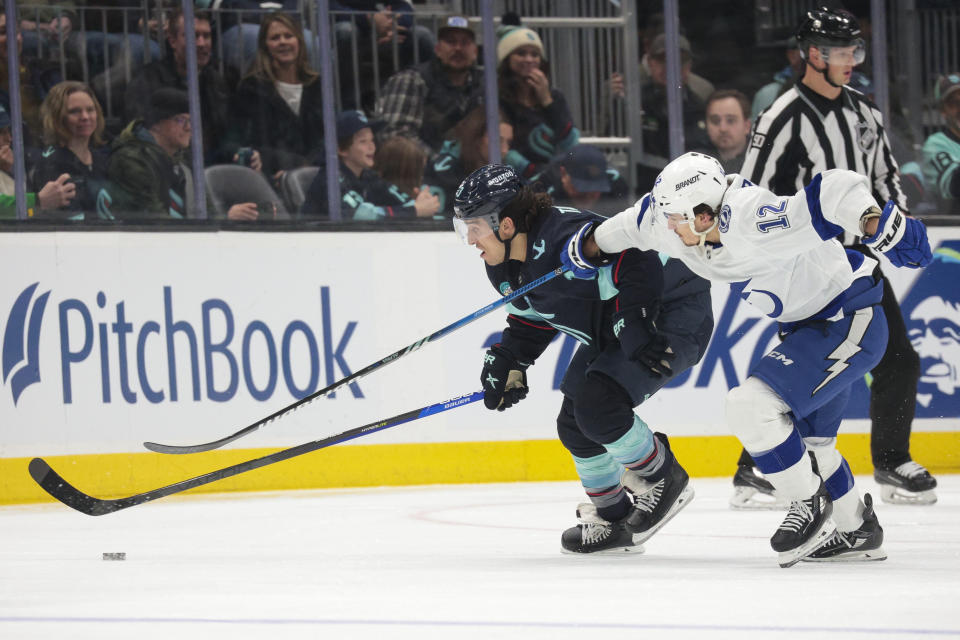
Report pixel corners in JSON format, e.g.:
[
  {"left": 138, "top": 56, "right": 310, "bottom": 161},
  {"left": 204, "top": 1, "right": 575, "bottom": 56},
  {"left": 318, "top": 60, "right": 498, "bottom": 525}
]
[
  {"left": 777, "top": 519, "right": 836, "bottom": 568},
  {"left": 878, "top": 485, "right": 937, "bottom": 505},
  {"left": 729, "top": 486, "right": 790, "bottom": 511},
  {"left": 631, "top": 485, "right": 695, "bottom": 546},
  {"left": 801, "top": 546, "right": 887, "bottom": 563},
  {"left": 560, "top": 544, "right": 645, "bottom": 556}
]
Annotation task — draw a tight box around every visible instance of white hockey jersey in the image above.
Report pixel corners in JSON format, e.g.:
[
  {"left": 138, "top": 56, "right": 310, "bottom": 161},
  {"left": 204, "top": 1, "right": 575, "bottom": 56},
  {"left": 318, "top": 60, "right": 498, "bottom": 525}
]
[{"left": 595, "top": 170, "right": 881, "bottom": 324}]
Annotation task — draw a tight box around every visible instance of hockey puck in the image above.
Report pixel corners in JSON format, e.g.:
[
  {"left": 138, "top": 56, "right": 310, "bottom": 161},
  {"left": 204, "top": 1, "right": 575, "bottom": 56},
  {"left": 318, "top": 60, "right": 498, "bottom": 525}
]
[{"left": 102, "top": 552, "right": 126, "bottom": 561}]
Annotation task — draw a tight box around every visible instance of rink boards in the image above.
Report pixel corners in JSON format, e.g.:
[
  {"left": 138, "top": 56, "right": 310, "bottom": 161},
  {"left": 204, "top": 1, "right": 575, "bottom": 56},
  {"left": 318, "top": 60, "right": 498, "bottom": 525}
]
[{"left": 1, "top": 230, "right": 958, "bottom": 505}]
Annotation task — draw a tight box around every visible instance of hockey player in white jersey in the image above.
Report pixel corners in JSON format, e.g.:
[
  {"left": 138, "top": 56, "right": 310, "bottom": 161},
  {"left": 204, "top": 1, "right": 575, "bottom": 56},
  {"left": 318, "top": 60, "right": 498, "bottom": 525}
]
[{"left": 562, "top": 152, "right": 933, "bottom": 566}]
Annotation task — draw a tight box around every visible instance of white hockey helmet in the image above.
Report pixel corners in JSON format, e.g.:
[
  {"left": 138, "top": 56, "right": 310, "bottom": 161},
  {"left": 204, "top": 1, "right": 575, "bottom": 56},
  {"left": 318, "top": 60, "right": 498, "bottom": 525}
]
[{"left": 651, "top": 152, "right": 726, "bottom": 245}]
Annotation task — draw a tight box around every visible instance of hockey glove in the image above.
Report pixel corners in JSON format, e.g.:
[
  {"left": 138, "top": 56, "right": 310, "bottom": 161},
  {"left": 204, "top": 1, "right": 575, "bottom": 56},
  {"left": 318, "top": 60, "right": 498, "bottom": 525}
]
[
  {"left": 862, "top": 201, "right": 933, "bottom": 269},
  {"left": 613, "top": 305, "right": 675, "bottom": 377},
  {"left": 563, "top": 222, "right": 602, "bottom": 279},
  {"left": 481, "top": 344, "right": 529, "bottom": 411}
]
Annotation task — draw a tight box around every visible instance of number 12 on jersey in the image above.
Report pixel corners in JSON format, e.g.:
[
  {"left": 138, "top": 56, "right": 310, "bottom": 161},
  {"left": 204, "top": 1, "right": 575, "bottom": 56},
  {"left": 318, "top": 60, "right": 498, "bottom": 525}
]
[{"left": 756, "top": 200, "right": 789, "bottom": 233}]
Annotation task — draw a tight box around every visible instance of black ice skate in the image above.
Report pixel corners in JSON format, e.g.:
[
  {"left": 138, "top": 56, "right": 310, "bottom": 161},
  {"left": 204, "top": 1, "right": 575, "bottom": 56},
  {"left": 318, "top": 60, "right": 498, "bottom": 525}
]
[
  {"left": 874, "top": 461, "right": 938, "bottom": 505},
  {"left": 771, "top": 481, "right": 835, "bottom": 568},
  {"left": 803, "top": 493, "right": 887, "bottom": 562},
  {"left": 620, "top": 434, "right": 694, "bottom": 544},
  {"left": 560, "top": 503, "right": 645, "bottom": 555},
  {"left": 730, "top": 465, "right": 789, "bottom": 511}
]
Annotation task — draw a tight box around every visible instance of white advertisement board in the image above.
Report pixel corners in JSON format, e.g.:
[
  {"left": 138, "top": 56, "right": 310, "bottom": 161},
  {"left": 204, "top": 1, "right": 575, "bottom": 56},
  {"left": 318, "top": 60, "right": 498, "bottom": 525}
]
[{"left": 2, "top": 229, "right": 958, "bottom": 458}]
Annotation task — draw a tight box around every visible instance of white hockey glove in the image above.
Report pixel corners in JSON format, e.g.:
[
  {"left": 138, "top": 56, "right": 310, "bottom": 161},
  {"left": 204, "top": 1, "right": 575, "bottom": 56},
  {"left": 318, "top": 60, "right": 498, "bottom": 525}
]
[
  {"left": 862, "top": 201, "right": 932, "bottom": 269},
  {"left": 563, "top": 222, "right": 602, "bottom": 279}
]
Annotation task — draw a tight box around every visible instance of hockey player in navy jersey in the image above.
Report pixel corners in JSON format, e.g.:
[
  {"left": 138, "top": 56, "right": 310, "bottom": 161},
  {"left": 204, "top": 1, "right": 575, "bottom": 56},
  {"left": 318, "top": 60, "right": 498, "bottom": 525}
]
[
  {"left": 453, "top": 164, "right": 714, "bottom": 554},
  {"left": 564, "top": 152, "right": 933, "bottom": 566}
]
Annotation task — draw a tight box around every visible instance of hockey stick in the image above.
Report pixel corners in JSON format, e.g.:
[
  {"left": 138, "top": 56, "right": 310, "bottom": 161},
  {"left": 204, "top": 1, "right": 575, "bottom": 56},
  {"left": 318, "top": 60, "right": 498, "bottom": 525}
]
[
  {"left": 144, "top": 266, "right": 566, "bottom": 454},
  {"left": 29, "top": 391, "right": 483, "bottom": 516}
]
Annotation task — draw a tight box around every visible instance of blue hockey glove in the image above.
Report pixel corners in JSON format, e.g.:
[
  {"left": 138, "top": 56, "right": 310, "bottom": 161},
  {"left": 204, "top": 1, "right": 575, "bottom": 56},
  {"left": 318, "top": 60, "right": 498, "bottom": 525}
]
[
  {"left": 613, "top": 305, "right": 675, "bottom": 377},
  {"left": 863, "top": 201, "right": 933, "bottom": 269},
  {"left": 480, "top": 344, "right": 529, "bottom": 411},
  {"left": 563, "top": 222, "right": 602, "bottom": 279}
]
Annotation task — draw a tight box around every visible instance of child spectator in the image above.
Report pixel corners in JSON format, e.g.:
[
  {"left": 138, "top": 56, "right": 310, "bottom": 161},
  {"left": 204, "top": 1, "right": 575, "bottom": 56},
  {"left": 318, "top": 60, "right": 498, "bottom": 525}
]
[
  {"left": 423, "top": 105, "right": 513, "bottom": 216},
  {"left": 300, "top": 110, "right": 439, "bottom": 220},
  {"left": 374, "top": 136, "right": 427, "bottom": 199}
]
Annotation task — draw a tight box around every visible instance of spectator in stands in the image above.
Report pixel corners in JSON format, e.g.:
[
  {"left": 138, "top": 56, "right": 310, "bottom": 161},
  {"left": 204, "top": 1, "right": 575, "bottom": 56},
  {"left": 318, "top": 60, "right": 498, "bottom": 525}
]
[
  {"left": 532, "top": 143, "right": 630, "bottom": 212},
  {"left": 375, "top": 15, "right": 482, "bottom": 154},
  {"left": 16, "top": 1, "right": 79, "bottom": 65},
  {"left": 300, "top": 110, "right": 439, "bottom": 220},
  {"left": 922, "top": 73, "right": 960, "bottom": 215},
  {"left": 100, "top": 87, "right": 191, "bottom": 219},
  {"left": 230, "top": 12, "right": 323, "bottom": 182},
  {"left": 217, "top": 0, "right": 312, "bottom": 75},
  {"left": 423, "top": 105, "right": 513, "bottom": 216},
  {"left": 34, "top": 81, "right": 110, "bottom": 218},
  {"left": 751, "top": 37, "right": 804, "bottom": 119},
  {"left": 79, "top": 2, "right": 162, "bottom": 79},
  {"left": 695, "top": 89, "right": 752, "bottom": 173},
  {"left": 497, "top": 20, "right": 579, "bottom": 180},
  {"left": 104, "top": 87, "right": 258, "bottom": 220},
  {"left": 374, "top": 136, "right": 428, "bottom": 200},
  {"left": 0, "top": 9, "right": 62, "bottom": 148},
  {"left": 636, "top": 18, "right": 714, "bottom": 104},
  {"left": 0, "top": 105, "right": 75, "bottom": 217},
  {"left": 334, "top": 1, "right": 435, "bottom": 110},
  {"left": 608, "top": 33, "right": 710, "bottom": 190},
  {"left": 123, "top": 8, "right": 231, "bottom": 165}
]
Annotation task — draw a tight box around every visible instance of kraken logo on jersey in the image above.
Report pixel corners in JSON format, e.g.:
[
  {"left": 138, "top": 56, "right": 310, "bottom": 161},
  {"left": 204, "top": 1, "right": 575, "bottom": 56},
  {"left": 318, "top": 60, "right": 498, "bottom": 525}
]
[
  {"left": 856, "top": 121, "right": 877, "bottom": 154},
  {"left": 532, "top": 239, "right": 546, "bottom": 260}
]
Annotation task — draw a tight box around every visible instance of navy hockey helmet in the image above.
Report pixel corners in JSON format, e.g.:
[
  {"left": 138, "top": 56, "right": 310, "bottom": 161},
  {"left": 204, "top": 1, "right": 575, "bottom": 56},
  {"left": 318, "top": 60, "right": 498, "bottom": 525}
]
[
  {"left": 453, "top": 164, "right": 522, "bottom": 244},
  {"left": 796, "top": 6, "right": 865, "bottom": 66}
]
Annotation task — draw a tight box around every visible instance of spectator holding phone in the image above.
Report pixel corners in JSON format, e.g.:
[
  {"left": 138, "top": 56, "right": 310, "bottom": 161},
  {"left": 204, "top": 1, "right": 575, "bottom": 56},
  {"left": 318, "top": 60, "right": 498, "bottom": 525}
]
[
  {"left": 230, "top": 12, "right": 323, "bottom": 182},
  {"left": 34, "top": 81, "right": 110, "bottom": 218}
]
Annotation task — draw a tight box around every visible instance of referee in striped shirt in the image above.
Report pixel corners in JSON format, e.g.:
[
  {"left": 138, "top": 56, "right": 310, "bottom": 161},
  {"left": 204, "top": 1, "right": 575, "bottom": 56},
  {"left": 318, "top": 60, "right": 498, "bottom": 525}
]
[{"left": 740, "top": 6, "right": 938, "bottom": 505}]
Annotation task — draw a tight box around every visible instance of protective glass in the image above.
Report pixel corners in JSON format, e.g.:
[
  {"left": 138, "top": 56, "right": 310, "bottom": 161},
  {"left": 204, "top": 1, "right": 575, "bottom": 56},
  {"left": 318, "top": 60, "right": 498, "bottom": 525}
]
[
  {"left": 453, "top": 214, "right": 498, "bottom": 245},
  {"left": 819, "top": 41, "right": 866, "bottom": 66}
]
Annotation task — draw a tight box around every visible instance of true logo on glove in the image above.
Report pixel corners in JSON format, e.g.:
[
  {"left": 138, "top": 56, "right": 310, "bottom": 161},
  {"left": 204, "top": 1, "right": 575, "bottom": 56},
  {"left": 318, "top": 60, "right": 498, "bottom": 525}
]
[{"left": 873, "top": 212, "right": 902, "bottom": 252}]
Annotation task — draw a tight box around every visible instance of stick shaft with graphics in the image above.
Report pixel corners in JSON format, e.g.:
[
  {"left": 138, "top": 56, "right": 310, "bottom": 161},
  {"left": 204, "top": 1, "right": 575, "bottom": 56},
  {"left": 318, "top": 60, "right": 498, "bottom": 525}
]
[
  {"left": 29, "top": 392, "right": 483, "bottom": 516},
  {"left": 144, "top": 267, "right": 566, "bottom": 454}
]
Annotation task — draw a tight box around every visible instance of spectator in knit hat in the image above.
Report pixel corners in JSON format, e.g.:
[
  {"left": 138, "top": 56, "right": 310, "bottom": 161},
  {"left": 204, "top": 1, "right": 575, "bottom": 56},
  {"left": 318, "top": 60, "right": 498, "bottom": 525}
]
[{"left": 496, "top": 15, "right": 579, "bottom": 180}]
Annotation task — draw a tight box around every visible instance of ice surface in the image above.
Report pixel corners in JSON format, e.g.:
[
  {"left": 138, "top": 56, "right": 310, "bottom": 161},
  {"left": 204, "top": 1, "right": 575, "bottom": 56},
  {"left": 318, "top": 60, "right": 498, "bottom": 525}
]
[{"left": 2, "top": 476, "right": 958, "bottom": 639}]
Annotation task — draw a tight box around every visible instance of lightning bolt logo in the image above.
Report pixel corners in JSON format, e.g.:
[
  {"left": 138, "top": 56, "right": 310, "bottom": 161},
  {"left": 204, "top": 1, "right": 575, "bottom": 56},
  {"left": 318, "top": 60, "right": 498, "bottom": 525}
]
[{"left": 812, "top": 308, "right": 874, "bottom": 395}]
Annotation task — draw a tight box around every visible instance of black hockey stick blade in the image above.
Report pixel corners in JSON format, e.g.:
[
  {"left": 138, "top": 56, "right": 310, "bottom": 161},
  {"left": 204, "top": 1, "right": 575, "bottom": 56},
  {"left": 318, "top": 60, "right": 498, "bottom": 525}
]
[
  {"left": 30, "top": 391, "right": 483, "bottom": 516},
  {"left": 144, "top": 266, "right": 565, "bottom": 454}
]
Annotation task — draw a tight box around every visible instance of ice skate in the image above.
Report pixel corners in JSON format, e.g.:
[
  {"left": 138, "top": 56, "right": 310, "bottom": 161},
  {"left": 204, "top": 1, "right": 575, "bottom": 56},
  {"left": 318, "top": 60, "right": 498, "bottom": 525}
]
[
  {"left": 771, "top": 481, "right": 835, "bottom": 568},
  {"left": 560, "top": 503, "right": 646, "bottom": 555},
  {"left": 874, "top": 461, "right": 938, "bottom": 505},
  {"left": 730, "top": 465, "right": 789, "bottom": 510},
  {"left": 620, "top": 434, "right": 694, "bottom": 544},
  {"left": 803, "top": 493, "right": 887, "bottom": 562}
]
